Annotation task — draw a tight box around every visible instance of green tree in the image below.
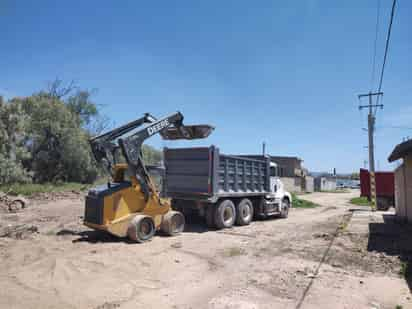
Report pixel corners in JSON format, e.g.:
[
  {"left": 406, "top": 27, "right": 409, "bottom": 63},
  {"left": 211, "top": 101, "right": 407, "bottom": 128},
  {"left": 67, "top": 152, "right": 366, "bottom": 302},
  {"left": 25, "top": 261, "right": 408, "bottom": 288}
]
[
  {"left": 0, "top": 96, "right": 32, "bottom": 183},
  {"left": 0, "top": 80, "right": 163, "bottom": 185},
  {"left": 142, "top": 144, "right": 162, "bottom": 165},
  {"left": 19, "top": 94, "right": 98, "bottom": 183},
  {"left": 65, "top": 90, "right": 98, "bottom": 127}
]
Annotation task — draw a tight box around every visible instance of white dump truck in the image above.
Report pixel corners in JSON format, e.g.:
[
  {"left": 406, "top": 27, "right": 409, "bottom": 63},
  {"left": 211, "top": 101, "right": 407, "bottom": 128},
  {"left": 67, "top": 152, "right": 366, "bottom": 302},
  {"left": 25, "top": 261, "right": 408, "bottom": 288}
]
[{"left": 163, "top": 146, "right": 292, "bottom": 229}]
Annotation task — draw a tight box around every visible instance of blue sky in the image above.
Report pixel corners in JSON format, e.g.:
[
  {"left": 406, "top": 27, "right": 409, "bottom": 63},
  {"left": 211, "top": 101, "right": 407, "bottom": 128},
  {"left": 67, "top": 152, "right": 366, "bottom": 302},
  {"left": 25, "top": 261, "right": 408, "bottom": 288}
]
[{"left": 1, "top": 1, "right": 411, "bottom": 173}]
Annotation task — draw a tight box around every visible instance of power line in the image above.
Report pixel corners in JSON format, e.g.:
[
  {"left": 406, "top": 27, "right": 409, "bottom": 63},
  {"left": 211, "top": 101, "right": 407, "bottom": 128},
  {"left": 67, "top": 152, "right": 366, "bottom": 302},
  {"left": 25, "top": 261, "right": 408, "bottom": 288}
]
[
  {"left": 375, "top": 0, "right": 397, "bottom": 114},
  {"left": 378, "top": 0, "right": 397, "bottom": 91},
  {"left": 370, "top": 0, "right": 381, "bottom": 91},
  {"left": 378, "top": 126, "right": 412, "bottom": 131}
]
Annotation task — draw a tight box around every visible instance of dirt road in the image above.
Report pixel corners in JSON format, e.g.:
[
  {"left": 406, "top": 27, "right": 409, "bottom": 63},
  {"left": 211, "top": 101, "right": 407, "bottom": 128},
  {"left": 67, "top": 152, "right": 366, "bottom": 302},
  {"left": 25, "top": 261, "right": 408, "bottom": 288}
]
[{"left": 0, "top": 191, "right": 410, "bottom": 309}]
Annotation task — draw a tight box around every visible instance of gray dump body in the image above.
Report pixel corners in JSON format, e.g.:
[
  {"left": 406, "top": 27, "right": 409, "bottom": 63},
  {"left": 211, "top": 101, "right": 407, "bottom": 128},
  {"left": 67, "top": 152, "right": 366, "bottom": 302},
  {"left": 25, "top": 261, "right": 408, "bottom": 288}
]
[{"left": 164, "top": 146, "right": 271, "bottom": 201}]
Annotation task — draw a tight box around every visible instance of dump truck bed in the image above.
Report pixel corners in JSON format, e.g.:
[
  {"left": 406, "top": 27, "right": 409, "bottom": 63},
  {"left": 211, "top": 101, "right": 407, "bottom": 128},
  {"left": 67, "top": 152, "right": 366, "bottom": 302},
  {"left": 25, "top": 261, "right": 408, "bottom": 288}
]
[
  {"left": 360, "top": 168, "right": 395, "bottom": 198},
  {"left": 164, "top": 146, "right": 271, "bottom": 201}
]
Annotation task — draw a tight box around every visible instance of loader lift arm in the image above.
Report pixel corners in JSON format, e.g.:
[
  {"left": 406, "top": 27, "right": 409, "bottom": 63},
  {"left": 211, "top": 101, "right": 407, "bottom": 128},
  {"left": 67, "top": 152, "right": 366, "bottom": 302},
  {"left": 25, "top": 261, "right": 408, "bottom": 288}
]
[
  {"left": 89, "top": 111, "right": 214, "bottom": 200},
  {"left": 89, "top": 112, "right": 158, "bottom": 174}
]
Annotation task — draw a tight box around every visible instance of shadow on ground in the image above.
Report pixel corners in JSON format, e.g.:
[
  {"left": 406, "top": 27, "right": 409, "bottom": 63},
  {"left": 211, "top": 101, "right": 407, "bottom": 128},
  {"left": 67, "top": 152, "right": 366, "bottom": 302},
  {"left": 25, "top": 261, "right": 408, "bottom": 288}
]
[
  {"left": 57, "top": 229, "right": 128, "bottom": 243},
  {"left": 367, "top": 213, "right": 412, "bottom": 291},
  {"left": 57, "top": 215, "right": 211, "bottom": 244},
  {"left": 183, "top": 214, "right": 211, "bottom": 233}
]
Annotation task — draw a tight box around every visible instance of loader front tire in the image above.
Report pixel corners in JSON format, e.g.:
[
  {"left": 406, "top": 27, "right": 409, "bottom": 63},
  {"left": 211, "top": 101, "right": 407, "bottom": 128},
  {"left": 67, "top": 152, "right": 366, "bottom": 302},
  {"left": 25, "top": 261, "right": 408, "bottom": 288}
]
[
  {"left": 127, "top": 215, "right": 155, "bottom": 243},
  {"left": 161, "top": 211, "right": 185, "bottom": 236}
]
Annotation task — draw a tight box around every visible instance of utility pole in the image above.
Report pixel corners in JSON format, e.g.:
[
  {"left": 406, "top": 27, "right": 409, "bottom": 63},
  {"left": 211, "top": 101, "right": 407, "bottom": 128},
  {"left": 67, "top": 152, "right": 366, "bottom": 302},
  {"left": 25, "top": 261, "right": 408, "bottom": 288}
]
[
  {"left": 262, "top": 142, "right": 266, "bottom": 156},
  {"left": 358, "top": 91, "right": 383, "bottom": 210}
]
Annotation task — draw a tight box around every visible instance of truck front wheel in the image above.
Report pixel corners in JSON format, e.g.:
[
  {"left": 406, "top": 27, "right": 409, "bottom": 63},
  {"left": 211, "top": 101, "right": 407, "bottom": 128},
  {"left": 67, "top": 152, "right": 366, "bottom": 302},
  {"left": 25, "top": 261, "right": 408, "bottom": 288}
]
[
  {"left": 279, "top": 198, "right": 290, "bottom": 219},
  {"left": 236, "top": 198, "right": 253, "bottom": 226},
  {"left": 214, "top": 199, "right": 236, "bottom": 229}
]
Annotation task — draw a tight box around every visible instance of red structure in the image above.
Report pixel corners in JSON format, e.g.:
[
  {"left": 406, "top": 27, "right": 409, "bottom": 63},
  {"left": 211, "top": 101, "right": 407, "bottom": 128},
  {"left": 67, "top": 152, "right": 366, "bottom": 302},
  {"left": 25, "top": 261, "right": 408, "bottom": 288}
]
[{"left": 360, "top": 168, "right": 395, "bottom": 210}]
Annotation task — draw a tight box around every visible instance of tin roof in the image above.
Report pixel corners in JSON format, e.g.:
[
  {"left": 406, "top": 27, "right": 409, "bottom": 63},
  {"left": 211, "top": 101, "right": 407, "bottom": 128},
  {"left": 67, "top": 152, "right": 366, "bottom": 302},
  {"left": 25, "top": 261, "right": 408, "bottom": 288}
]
[{"left": 388, "top": 139, "right": 412, "bottom": 162}]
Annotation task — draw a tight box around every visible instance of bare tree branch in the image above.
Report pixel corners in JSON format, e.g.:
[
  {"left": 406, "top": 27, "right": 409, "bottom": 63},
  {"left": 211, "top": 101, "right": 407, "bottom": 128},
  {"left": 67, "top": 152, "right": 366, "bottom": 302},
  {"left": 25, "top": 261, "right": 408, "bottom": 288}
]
[{"left": 47, "top": 78, "right": 78, "bottom": 99}]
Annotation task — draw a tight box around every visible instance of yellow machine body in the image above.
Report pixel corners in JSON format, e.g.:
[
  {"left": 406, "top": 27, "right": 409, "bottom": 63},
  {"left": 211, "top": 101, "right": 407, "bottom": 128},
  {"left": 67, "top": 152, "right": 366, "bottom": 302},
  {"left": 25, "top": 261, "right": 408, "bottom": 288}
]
[
  {"left": 84, "top": 164, "right": 172, "bottom": 237},
  {"left": 84, "top": 112, "right": 214, "bottom": 240}
]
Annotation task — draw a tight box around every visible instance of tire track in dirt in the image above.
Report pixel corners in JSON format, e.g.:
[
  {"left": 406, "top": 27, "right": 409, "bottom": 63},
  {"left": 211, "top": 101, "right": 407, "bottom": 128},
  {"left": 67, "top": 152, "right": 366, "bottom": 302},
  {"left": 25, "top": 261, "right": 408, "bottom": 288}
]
[{"left": 295, "top": 212, "right": 353, "bottom": 309}]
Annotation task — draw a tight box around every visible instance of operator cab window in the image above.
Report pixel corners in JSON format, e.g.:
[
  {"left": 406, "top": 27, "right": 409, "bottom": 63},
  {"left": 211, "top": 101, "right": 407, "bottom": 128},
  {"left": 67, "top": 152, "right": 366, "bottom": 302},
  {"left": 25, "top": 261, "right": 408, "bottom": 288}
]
[{"left": 146, "top": 165, "right": 166, "bottom": 197}]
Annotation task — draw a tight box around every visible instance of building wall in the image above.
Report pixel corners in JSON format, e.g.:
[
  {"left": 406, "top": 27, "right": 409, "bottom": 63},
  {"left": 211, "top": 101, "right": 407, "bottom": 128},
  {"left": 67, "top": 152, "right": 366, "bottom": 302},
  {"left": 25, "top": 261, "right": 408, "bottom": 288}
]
[
  {"left": 314, "top": 177, "right": 336, "bottom": 191},
  {"left": 406, "top": 156, "right": 412, "bottom": 222},
  {"left": 304, "top": 176, "right": 314, "bottom": 193},
  {"left": 323, "top": 178, "right": 337, "bottom": 191},
  {"left": 395, "top": 155, "right": 412, "bottom": 222},
  {"left": 270, "top": 157, "right": 302, "bottom": 177},
  {"left": 280, "top": 177, "right": 302, "bottom": 193},
  {"left": 394, "top": 163, "right": 406, "bottom": 221}
]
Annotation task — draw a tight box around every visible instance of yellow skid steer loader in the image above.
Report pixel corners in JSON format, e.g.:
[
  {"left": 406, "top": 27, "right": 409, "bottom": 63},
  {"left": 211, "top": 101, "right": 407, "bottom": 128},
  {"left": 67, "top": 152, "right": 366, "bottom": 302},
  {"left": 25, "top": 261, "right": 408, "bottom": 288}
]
[{"left": 84, "top": 112, "right": 213, "bottom": 242}]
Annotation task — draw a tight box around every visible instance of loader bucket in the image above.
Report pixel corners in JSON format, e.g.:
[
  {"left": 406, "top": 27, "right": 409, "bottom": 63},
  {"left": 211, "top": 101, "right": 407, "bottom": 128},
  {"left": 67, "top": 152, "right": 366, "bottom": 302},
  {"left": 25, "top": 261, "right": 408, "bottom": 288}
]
[{"left": 160, "top": 125, "right": 214, "bottom": 140}]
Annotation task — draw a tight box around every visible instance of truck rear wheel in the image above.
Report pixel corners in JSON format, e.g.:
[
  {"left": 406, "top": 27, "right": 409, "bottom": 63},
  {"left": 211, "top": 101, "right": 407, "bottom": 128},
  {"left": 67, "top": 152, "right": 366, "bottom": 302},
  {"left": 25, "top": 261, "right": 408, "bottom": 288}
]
[
  {"left": 214, "top": 199, "right": 236, "bottom": 229},
  {"left": 161, "top": 210, "right": 185, "bottom": 236},
  {"left": 235, "top": 198, "right": 253, "bottom": 226},
  {"left": 127, "top": 215, "right": 156, "bottom": 243}
]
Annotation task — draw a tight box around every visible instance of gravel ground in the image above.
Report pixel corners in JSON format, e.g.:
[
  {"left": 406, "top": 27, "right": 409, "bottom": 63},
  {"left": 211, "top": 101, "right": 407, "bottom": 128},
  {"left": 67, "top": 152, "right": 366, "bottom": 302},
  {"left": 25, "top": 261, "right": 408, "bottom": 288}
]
[{"left": 0, "top": 190, "right": 410, "bottom": 309}]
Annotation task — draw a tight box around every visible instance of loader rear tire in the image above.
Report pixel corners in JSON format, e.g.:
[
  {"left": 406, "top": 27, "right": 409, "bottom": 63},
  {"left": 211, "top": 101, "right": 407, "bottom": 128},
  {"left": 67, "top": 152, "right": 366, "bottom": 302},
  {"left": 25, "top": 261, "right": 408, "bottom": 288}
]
[
  {"left": 235, "top": 198, "right": 253, "bottom": 226},
  {"left": 161, "top": 211, "right": 185, "bottom": 236},
  {"left": 127, "top": 215, "right": 155, "bottom": 243},
  {"left": 214, "top": 199, "right": 236, "bottom": 229}
]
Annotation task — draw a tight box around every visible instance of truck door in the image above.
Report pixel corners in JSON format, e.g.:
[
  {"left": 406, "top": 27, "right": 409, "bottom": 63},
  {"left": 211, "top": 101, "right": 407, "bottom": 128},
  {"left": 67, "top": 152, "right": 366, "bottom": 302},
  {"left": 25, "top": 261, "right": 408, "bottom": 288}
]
[{"left": 270, "top": 164, "right": 278, "bottom": 193}]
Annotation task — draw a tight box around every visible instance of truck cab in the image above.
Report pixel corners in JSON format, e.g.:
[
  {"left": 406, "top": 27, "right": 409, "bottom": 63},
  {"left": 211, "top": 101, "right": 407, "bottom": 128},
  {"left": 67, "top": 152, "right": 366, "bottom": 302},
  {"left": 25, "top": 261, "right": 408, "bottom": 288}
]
[
  {"left": 269, "top": 162, "right": 290, "bottom": 199},
  {"left": 263, "top": 161, "right": 292, "bottom": 218}
]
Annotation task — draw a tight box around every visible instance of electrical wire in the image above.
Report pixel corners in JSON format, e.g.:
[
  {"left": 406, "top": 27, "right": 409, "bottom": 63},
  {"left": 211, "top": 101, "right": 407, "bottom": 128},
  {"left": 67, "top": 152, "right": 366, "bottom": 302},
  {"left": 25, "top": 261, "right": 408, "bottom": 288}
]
[
  {"left": 375, "top": 0, "right": 397, "bottom": 115},
  {"left": 378, "top": 126, "right": 412, "bottom": 130},
  {"left": 370, "top": 0, "right": 381, "bottom": 91}
]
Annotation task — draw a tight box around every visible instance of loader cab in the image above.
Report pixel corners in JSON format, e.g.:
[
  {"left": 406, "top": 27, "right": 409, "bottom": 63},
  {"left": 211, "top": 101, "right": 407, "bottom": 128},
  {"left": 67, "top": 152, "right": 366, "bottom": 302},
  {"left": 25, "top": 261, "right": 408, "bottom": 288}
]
[
  {"left": 111, "top": 163, "right": 165, "bottom": 196},
  {"left": 146, "top": 165, "right": 166, "bottom": 197}
]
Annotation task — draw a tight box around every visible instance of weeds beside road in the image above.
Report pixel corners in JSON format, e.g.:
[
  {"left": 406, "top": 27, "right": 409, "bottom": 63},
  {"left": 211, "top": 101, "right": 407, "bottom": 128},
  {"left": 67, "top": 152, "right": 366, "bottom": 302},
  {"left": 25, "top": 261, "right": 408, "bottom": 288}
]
[
  {"left": 0, "top": 178, "right": 110, "bottom": 196},
  {"left": 350, "top": 196, "right": 373, "bottom": 206},
  {"left": 0, "top": 182, "right": 90, "bottom": 196},
  {"left": 292, "top": 193, "right": 319, "bottom": 208}
]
